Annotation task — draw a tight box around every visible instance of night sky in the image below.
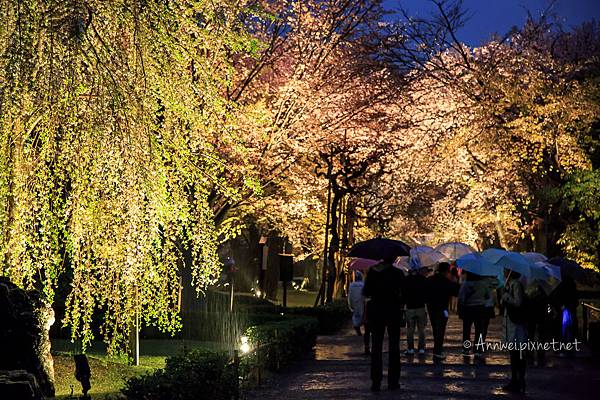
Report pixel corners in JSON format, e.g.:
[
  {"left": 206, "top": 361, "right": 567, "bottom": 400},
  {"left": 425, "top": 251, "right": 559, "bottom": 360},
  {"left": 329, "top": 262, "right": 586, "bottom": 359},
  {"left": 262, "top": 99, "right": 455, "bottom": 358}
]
[{"left": 383, "top": 0, "right": 600, "bottom": 46}]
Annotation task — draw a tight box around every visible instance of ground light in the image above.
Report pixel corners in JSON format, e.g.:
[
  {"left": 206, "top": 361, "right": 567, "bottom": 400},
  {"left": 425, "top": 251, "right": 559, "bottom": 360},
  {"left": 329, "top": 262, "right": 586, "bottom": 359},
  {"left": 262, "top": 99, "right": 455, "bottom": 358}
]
[{"left": 240, "top": 336, "right": 251, "bottom": 354}]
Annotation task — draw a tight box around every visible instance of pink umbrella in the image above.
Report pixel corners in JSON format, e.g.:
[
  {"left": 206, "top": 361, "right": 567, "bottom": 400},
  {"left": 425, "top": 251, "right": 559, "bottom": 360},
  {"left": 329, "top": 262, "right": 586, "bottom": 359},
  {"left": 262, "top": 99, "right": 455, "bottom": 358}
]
[{"left": 348, "top": 257, "right": 380, "bottom": 272}]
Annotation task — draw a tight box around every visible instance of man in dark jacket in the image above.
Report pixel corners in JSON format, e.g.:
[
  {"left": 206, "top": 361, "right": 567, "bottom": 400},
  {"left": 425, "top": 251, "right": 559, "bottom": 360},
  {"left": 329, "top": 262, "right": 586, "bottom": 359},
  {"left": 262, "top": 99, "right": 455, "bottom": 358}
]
[
  {"left": 363, "top": 258, "right": 405, "bottom": 392},
  {"left": 426, "top": 262, "right": 459, "bottom": 359}
]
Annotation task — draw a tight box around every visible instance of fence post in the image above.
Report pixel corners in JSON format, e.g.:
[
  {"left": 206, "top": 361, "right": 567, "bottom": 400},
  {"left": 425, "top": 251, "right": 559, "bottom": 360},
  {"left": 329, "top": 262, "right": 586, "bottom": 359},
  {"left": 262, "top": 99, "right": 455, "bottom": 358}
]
[{"left": 582, "top": 303, "right": 589, "bottom": 343}]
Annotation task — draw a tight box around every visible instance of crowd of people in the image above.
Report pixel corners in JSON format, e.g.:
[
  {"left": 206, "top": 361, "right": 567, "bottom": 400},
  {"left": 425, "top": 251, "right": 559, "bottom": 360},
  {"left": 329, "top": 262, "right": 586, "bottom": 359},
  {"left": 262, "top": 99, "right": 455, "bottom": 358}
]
[{"left": 347, "top": 257, "right": 580, "bottom": 394}]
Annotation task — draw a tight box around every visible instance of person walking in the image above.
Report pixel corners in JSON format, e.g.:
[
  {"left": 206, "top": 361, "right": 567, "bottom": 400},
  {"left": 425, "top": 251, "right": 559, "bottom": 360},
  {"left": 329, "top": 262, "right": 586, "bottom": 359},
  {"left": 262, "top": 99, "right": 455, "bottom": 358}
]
[
  {"left": 502, "top": 269, "right": 528, "bottom": 394},
  {"left": 449, "top": 264, "right": 460, "bottom": 312},
  {"left": 404, "top": 267, "right": 428, "bottom": 355},
  {"left": 363, "top": 258, "right": 405, "bottom": 392},
  {"left": 348, "top": 271, "right": 365, "bottom": 336},
  {"left": 426, "top": 262, "right": 459, "bottom": 360},
  {"left": 458, "top": 272, "right": 491, "bottom": 355},
  {"left": 481, "top": 276, "right": 499, "bottom": 348},
  {"left": 525, "top": 281, "right": 549, "bottom": 366},
  {"left": 556, "top": 276, "right": 579, "bottom": 356},
  {"left": 363, "top": 297, "right": 372, "bottom": 355}
]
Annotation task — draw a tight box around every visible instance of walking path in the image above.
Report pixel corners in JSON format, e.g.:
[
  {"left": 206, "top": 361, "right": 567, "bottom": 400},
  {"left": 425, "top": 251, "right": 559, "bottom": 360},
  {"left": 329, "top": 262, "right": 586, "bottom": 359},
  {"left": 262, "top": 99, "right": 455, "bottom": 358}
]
[{"left": 245, "top": 315, "right": 599, "bottom": 399}]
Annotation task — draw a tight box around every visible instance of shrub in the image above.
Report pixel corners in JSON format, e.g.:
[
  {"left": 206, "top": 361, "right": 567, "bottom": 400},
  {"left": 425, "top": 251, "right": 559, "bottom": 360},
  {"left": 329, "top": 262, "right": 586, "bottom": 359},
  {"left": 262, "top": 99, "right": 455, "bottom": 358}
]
[
  {"left": 242, "top": 317, "right": 318, "bottom": 371},
  {"left": 242, "top": 312, "right": 286, "bottom": 327},
  {"left": 122, "top": 349, "right": 237, "bottom": 400},
  {"left": 286, "top": 300, "right": 350, "bottom": 334}
]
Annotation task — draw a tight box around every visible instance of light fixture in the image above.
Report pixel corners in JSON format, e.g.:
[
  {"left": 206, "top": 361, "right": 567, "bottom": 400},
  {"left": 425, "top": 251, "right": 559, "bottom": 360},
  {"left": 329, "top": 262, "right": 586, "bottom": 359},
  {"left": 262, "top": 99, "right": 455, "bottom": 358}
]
[{"left": 240, "top": 336, "right": 251, "bottom": 354}]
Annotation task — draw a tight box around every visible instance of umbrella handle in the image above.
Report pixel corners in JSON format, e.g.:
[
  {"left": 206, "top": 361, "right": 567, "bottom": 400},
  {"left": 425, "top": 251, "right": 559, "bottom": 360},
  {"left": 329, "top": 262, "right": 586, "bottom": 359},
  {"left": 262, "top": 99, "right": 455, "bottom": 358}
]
[{"left": 504, "top": 270, "right": 512, "bottom": 287}]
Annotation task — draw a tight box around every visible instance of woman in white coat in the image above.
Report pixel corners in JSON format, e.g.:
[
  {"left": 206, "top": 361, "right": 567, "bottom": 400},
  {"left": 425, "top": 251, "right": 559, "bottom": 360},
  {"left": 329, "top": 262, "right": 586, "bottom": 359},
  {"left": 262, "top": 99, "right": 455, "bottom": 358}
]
[{"left": 348, "top": 271, "right": 365, "bottom": 336}]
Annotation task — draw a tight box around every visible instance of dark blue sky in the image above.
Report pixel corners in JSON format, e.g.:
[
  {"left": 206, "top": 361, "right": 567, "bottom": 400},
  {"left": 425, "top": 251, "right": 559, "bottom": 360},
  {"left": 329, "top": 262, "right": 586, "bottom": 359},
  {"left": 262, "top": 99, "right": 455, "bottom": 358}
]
[{"left": 383, "top": 0, "right": 600, "bottom": 46}]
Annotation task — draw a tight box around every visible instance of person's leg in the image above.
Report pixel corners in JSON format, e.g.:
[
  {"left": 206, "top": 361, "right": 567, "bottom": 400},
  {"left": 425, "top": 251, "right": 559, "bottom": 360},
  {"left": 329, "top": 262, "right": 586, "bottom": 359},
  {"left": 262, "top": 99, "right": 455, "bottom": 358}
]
[
  {"left": 508, "top": 350, "right": 519, "bottom": 387},
  {"left": 462, "top": 317, "right": 473, "bottom": 346},
  {"left": 571, "top": 306, "right": 579, "bottom": 340},
  {"left": 417, "top": 307, "right": 426, "bottom": 351},
  {"left": 370, "top": 320, "right": 385, "bottom": 390},
  {"left": 529, "top": 319, "right": 540, "bottom": 362},
  {"left": 569, "top": 306, "right": 579, "bottom": 356},
  {"left": 353, "top": 304, "right": 364, "bottom": 336},
  {"left": 387, "top": 320, "right": 401, "bottom": 389},
  {"left": 518, "top": 351, "right": 527, "bottom": 391},
  {"left": 405, "top": 309, "right": 416, "bottom": 351},
  {"left": 482, "top": 314, "right": 491, "bottom": 342},
  {"left": 430, "top": 309, "right": 443, "bottom": 355},
  {"left": 474, "top": 318, "right": 485, "bottom": 354},
  {"left": 438, "top": 312, "right": 448, "bottom": 355},
  {"left": 428, "top": 309, "right": 437, "bottom": 353},
  {"left": 537, "top": 319, "right": 546, "bottom": 365},
  {"left": 363, "top": 322, "right": 371, "bottom": 354}
]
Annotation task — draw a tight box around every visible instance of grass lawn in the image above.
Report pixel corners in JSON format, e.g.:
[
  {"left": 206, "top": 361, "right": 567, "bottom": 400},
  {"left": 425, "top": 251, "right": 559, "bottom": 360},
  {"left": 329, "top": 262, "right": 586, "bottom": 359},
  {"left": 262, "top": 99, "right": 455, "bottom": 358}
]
[
  {"left": 51, "top": 339, "right": 225, "bottom": 399},
  {"left": 234, "top": 288, "right": 318, "bottom": 308},
  {"left": 273, "top": 286, "right": 318, "bottom": 307}
]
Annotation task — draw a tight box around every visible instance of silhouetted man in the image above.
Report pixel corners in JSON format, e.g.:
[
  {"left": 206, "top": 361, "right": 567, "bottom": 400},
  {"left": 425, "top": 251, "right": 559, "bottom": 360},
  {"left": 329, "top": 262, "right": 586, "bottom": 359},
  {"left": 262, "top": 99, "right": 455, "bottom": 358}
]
[
  {"left": 426, "top": 262, "right": 459, "bottom": 359},
  {"left": 363, "top": 258, "right": 404, "bottom": 392}
]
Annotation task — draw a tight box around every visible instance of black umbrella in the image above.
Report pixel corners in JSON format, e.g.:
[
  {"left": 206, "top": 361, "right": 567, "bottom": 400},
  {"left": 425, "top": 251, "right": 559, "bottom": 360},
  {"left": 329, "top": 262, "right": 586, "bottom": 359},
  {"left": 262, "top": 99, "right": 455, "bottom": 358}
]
[
  {"left": 347, "top": 238, "right": 411, "bottom": 261},
  {"left": 548, "top": 257, "right": 586, "bottom": 281}
]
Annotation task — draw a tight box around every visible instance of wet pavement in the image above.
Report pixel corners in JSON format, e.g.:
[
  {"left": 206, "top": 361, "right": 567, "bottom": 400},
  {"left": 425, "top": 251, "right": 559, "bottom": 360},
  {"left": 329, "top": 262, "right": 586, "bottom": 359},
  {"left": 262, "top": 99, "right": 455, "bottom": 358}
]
[{"left": 245, "top": 315, "right": 599, "bottom": 399}]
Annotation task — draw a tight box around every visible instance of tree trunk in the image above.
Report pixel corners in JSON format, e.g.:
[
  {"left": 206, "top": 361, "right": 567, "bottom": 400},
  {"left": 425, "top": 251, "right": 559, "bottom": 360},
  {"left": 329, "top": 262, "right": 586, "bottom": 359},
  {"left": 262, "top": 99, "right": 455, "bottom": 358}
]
[
  {"left": 326, "top": 191, "right": 342, "bottom": 303},
  {"left": 494, "top": 209, "right": 509, "bottom": 249},
  {"left": 265, "top": 237, "right": 283, "bottom": 300},
  {"left": 532, "top": 217, "right": 548, "bottom": 255}
]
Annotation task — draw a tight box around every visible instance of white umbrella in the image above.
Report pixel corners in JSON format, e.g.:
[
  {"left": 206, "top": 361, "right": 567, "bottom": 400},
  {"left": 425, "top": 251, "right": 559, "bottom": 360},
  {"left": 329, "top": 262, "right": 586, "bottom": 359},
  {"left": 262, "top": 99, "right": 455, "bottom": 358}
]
[
  {"left": 393, "top": 256, "right": 411, "bottom": 272},
  {"left": 410, "top": 246, "right": 446, "bottom": 268},
  {"left": 526, "top": 261, "right": 562, "bottom": 295},
  {"left": 435, "top": 242, "right": 476, "bottom": 261}
]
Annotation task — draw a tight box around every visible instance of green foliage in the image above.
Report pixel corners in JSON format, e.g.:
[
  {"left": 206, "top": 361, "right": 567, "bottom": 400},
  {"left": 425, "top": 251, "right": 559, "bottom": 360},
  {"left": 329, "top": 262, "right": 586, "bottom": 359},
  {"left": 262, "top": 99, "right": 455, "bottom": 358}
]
[
  {"left": 0, "top": 0, "right": 264, "bottom": 353},
  {"left": 243, "top": 316, "right": 318, "bottom": 371},
  {"left": 122, "top": 316, "right": 319, "bottom": 399},
  {"left": 286, "top": 300, "right": 351, "bottom": 334},
  {"left": 122, "top": 349, "right": 238, "bottom": 400},
  {"left": 559, "top": 169, "right": 600, "bottom": 270}
]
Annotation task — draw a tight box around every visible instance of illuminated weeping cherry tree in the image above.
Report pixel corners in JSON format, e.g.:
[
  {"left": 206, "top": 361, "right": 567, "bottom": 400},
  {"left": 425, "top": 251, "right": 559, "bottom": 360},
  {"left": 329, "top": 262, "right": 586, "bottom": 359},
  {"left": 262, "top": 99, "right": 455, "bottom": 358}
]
[{"left": 0, "top": 0, "right": 260, "bottom": 352}]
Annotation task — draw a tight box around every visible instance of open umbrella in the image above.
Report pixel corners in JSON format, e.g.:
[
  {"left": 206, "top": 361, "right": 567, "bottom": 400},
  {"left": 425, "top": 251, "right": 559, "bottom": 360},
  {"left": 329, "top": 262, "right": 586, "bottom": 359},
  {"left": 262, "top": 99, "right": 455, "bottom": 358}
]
[
  {"left": 435, "top": 242, "right": 475, "bottom": 261},
  {"left": 494, "top": 252, "right": 533, "bottom": 278},
  {"left": 521, "top": 252, "right": 548, "bottom": 264},
  {"left": 548, "top": 257, "right": 586, "bottom": 281},
  {"left": 456, "top": 253, "right": 502, "bottom": 277},
  {"left": 348, "top": 238, "right": 411, "bottom": 261},
  {"left": 481, "top": 248, "right": 509, "bottom": 263},
  {"left": 479, "top": 249, "right": 533, "bottom": 278},
  {"left": 527, "top": 261, "right": 562, "bottom": 295},
  {"left": 410, "top": 246, "right": 446, "bottom": 268},
  {"left": 348, "top": 258, "right": 380, "bottom": 272},
  {"left": 393, "top": 256, "right": 411, "bottom": 272}
]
